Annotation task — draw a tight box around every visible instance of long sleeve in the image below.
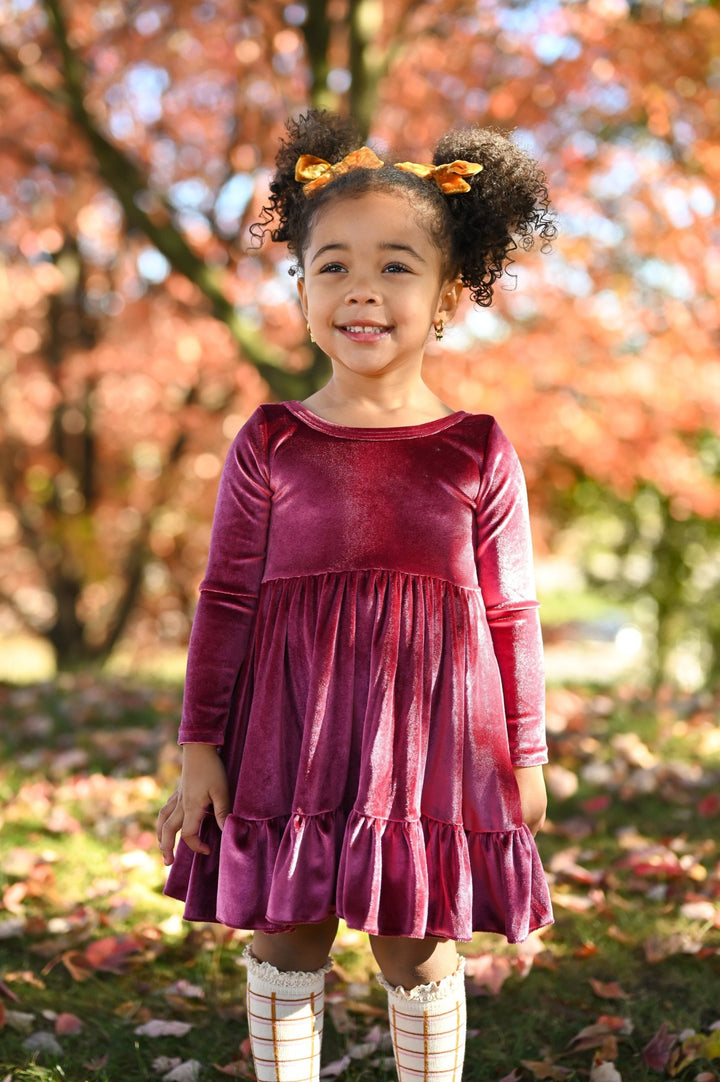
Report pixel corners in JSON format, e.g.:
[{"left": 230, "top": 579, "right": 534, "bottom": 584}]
[
  {"left": 475, "top": 421, "right": 547, "bottom": 767},
  {"left": 178, "top": 410, "right": 272, "bottom": 745}
]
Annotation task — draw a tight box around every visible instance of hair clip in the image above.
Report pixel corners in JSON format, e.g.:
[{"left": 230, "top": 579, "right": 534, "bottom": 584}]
[
  {"left": 395, "top": 159, "right": 483, "bottom": 194},
  {"left": 295, "top": 147, "right": 384, "bottom": 196}
]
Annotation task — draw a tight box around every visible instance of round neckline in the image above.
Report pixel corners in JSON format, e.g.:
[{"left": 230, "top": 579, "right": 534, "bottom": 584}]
[{"left": 285, "top": 401, "right": 468, "bottom": 440}]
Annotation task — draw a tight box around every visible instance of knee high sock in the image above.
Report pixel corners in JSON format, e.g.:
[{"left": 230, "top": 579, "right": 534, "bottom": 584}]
[
  {"left": 378, "top": 957, "right": 466, "bottom": 1081},
  {"left": 243, "top": 948, "right": 332, "bottom": 1082}
]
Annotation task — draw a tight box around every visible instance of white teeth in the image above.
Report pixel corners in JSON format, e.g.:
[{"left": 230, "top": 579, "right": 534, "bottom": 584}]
[{"left": 343, "top": 325, "right": 387, "bottom": 334}]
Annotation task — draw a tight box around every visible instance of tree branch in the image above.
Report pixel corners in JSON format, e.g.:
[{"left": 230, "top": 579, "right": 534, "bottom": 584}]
[{"left": 38, "top": 0, "right": 320, "bottom": 399}]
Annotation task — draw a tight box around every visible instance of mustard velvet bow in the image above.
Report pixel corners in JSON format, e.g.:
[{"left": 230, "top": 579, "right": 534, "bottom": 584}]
[
  {"left": 295, "top": 148, "right": 482, "bottom": 196},
  {"left": 295, "top": 147, "right": 384, "bottom": 194},
  {"left": 395, "top": 159, "right": 483, "bottom": 193}
]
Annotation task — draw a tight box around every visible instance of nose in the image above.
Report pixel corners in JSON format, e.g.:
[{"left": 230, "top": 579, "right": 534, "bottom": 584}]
[{"left": 344, "top": 276, "right": 381, "bottom": 304}]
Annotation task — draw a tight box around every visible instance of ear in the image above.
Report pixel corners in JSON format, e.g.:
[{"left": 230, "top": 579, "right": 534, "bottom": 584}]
[
  {"left": 297, "top": 276, "right": 308, "bottom": 319},
  {"left": 436, "top": 277, "right": 463, "bottom": 322}
]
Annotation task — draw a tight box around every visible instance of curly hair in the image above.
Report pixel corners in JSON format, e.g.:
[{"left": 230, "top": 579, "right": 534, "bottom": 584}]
[{"left": 251, "top": 110, "right": 556, "bottom": 307}]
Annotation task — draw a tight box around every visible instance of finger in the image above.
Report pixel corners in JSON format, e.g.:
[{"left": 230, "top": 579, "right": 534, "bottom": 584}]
[
  {"left": 159, "top": 803, "right": 185, "bottom": 866},
  {"left": 156, "top": 792, "right": 179, "bottom": 843},
  {"left": 180, "top": 810, "right": 211, "bottom": 856}
]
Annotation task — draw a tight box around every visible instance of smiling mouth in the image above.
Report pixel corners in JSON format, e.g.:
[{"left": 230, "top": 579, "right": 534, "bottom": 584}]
[{"left": 339, "top": 324, "right": 392, "bottom": 337}]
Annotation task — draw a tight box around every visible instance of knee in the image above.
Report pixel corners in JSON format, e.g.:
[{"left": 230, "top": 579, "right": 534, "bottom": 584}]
[
  {"left": 252, "top": 916, "right": 339, "bottom": 972},
  {"left": 370, "top": 935, "right": 458, "bottom": 990}
]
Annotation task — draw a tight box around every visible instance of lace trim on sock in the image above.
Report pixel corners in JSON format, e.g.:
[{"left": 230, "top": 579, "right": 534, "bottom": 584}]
[
  {"left": 377, "top": 955, "right": 466, "bottom": 1003},
  {"left": 242, "top": 946, "right": 333, "bottom": 989}
]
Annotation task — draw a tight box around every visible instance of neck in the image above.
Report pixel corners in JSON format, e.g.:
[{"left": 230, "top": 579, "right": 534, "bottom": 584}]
[
  {"left": 315, "top": 372, "right": 436, "bottom": 413},
  {"left": 302, "top": 373, "right": 455, "bottom": 427}
]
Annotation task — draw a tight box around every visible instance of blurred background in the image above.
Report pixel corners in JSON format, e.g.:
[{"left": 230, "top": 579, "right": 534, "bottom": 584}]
[{"left": 1, "top": 0, "right": 719, "bottom": 693}]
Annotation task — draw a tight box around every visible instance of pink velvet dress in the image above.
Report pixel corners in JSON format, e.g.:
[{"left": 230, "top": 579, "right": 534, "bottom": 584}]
[{"left": 164, "top": 402, "right": 552, "bottom": 943}]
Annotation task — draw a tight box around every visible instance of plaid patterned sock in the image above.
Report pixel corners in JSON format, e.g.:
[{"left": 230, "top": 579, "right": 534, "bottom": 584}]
[
  {"left": 378, "top": 957, "right": 466, "bottom": 1081},
  {"left": 243, "top": 948, "right": 332, "bottom": 1082}
]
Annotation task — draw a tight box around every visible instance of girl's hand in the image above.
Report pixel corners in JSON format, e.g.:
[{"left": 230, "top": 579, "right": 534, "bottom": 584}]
[
  {"left": 513, "top": 765, "right": 547, "bottom": 836},
  {"left": 156, "top": 743, "right": 230, "bottom": 866}
]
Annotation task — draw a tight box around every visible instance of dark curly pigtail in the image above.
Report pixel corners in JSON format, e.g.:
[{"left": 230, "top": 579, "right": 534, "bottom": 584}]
[
  {"left": 250, "top": 110, "right": 364, "bottom": 265},
  {"left": 432, "top": 128, "right": 556, "bottom": 306}
]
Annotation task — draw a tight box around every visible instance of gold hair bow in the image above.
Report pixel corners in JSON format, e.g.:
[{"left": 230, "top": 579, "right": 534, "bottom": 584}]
[
  {"left": 295, "top": 147, "right": 384, "bottom": 195},
  {"left": 395, "top": 159, "right": 483, "bottom": 194}
]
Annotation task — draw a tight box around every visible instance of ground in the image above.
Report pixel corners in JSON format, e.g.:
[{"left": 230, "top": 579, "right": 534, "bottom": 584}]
[{"left": 0, "top": 675, "right": 719, "bottom": 1081}]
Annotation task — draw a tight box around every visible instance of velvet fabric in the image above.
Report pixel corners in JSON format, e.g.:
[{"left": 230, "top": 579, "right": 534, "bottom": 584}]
[{"left": 165, "top": 402, "right": 553, "bottom": 943}]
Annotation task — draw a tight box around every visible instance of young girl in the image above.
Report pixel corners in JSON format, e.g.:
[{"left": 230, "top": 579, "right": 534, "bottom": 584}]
[{"left": 157, "top": 109, "right": 555, "bottom": 1082}]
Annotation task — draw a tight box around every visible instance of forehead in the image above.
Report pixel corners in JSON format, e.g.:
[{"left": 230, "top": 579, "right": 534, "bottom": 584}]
[{"left": 306, "top": 190, "right": 439, "bottom": 252}]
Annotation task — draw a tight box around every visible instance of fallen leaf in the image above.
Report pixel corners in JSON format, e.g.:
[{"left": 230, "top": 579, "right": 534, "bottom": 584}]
[
  {"left": 83, "top": 1056, "right": 109, "bottom": 1071},
  {"left": 498, "top": 1071, "right": 523, "bottom": 1082},
  {"left": 134, "top": 1019, "right": 194, "bottom": 1037},
  {"left": 521, "top": 1060, "right": 573, "bottom": 1079},
  {"left": 163, "top": 1061, "right": 202, "bottom": 1082},
  {"left": 569, "top": 1018, "right": 632, "bottom": 1052},
  {"left": 348, "top": 1040, "right": 379, "bottom": 1059},
  {"left": 56, "top": 951, "right": 93, "bottom": 982},
  {"left": 0, "top": 978, "right": 20, "bottom": 1001},
  {"left": 4, "top": 1010, "right": 36, "bottom": 1033},
  {"left": 573, "top": 942, "right": 599, "bottom": 959},
  {"left": 319, "top": 1055, "right": 352, "bottom": 1077},
  {"left": 153, "top": 1058, "right": 182, "bottom": 1073},
  {"left": 55, "top": 1012, "right": 83, "bottom": 1035},
  {"left": 463, "top": 953, "right": 514, "bottom": 995},
  {"left": 85, "top": 934, "right": 145, "bottom": 973},
  {"left": 549, "top": 848, "right": 603, "bottom": 885},
  {"left": 164, "top": 980, "right": 204, "bottom": 1000},
  {"left": 642, "top": 1022, "right": 677, "bottom": 1070},
  {"left": 0, "top": 918, "right": 26, "bottom": 940},
  {"left": 697, "top": 794, "right": 720, "bottom": 817},
  {"left": 552, "top": 892, "right": 595, "bottom": 913},
  {"left": 680, "top": 901, "right": 717, "bottom": 922},
  {"left": 22, "top": 1031, "right": 63, "bottom": 1056},
  {"left": 644, "top": 933, "right": 703, "bottom": 963},
  {"left": 598, "top": 1016, "right": 634, "bottom": 1035},
  {"left": 589, "top": 980, "right": 629, "bottom": 1000},
  {"left": 213, "top": 1063, "right": 255, "bottom": 1079},
  {"left": 701, "top": 1031, "right": 720, "bottom": 1060},
  {"left": 590, "top": 1057, "right": 622, "bottom": 1081},
  {"left": 582, "top": 795, "right": 612, "bottom": 814}
]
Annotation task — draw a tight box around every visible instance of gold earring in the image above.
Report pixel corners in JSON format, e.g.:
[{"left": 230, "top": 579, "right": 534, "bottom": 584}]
[
  {"left": 307, "top": 322, "right": 316, "bottom": 344},
  {"left": 433, "top": 319, "right": 445, "bottom": 342}
]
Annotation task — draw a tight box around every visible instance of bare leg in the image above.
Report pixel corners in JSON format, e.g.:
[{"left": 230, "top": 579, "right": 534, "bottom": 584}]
[
  {"left": 251, "top": 915, "right": 339, "bottom": 971},
  {"left": 370, "top": 935, "right": 465, "bottom": 1082},
  {"left": 369, "top": 933, "right": 457, "bottom": 988}
]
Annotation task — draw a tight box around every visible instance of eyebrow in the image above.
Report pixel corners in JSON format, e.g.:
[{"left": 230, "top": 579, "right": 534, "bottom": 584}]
[{"left": 310, "top": 241, "right": 427, "bottom": 265}]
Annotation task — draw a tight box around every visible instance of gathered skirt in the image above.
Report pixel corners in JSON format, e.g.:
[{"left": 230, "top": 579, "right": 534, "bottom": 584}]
[{"left": 165, "top": 568, "right": 553, "bottom": 943}]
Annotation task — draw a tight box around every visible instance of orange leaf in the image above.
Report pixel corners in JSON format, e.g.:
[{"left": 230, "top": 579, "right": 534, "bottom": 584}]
[
  {"left": 57, "top": 951, "right": 93, "bottom": 982},
  {"left": 84, "top": 935, "right": 144, "bottom": 973},
  {"left": 589, "top": 980, "right": 629, "bottom": 1000},
  {"left": 213, "top": 1065, "right": 255, "bottom": 1079}
]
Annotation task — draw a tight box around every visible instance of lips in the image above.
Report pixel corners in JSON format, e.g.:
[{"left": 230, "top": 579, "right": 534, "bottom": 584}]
[{"left": 338, "top": 323, "right": 392, "bottom": 341}]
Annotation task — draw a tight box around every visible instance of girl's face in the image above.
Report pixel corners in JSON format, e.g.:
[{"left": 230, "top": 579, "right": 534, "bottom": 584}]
[{"left": 297, "top": 191, "right": 461, "bottom": 383}]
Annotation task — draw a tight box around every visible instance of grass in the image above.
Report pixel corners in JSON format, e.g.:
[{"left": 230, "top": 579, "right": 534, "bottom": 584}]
[{"left": 1, "top": 676, "right": 719, "bottom": 1081}]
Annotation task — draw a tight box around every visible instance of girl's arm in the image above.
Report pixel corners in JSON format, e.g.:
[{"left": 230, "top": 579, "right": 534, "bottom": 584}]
[
  {"left": 157, "top": 411, "right": 272, "bottom": 862},
  {"left": 474, "top": 421, "right": 548, "bottom": 814},
  {"left": 178, "top": 410, "right": 272, "bottom": 746}
]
